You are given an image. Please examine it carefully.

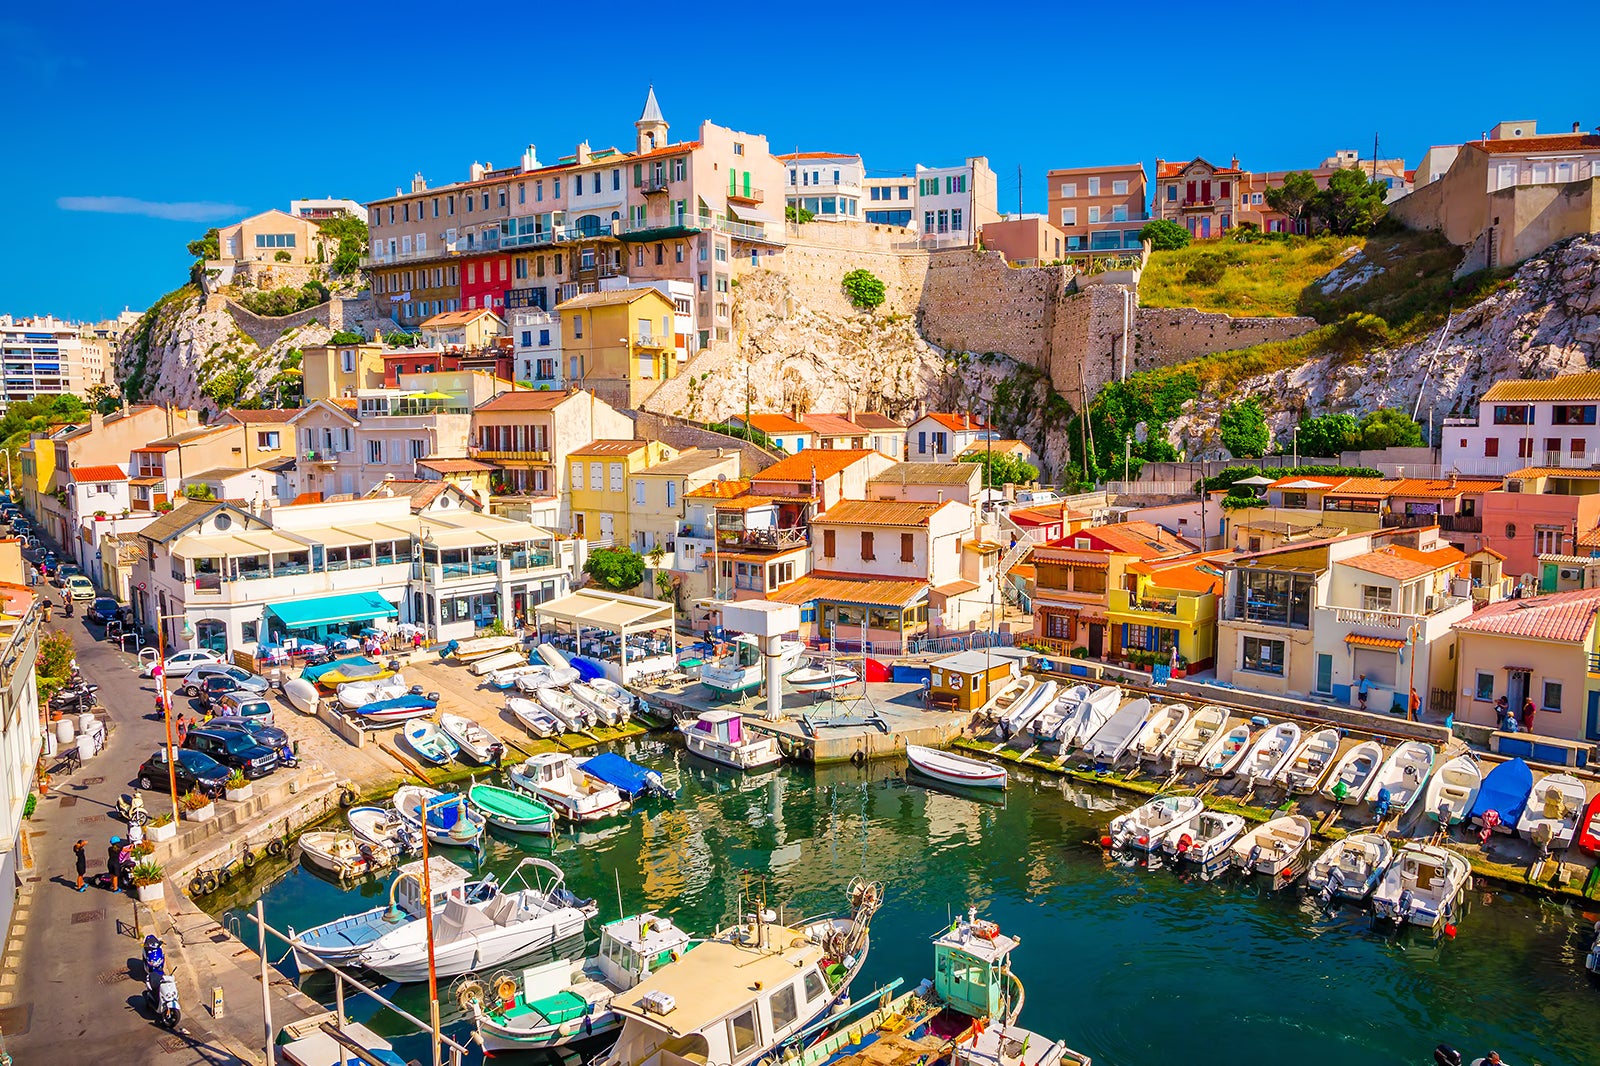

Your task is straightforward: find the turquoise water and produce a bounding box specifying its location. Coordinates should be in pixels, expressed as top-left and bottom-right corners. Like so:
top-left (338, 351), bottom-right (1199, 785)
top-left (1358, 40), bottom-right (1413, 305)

top-left (228, 738), bottom-right (1597, 1065)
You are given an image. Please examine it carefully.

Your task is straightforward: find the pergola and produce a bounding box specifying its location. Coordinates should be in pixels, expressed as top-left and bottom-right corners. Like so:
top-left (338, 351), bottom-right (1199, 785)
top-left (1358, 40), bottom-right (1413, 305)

top-left (533, 589), bottom-right (678, 682)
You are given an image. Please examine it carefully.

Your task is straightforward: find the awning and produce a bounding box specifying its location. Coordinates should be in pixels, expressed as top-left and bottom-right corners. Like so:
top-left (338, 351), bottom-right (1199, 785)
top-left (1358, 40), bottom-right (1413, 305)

top-left (727, 203), bottom-right (779, 225)
top-left (268, 591), bottom-right (398, 629)
top-left (1345, 633), bottom-right (1406, 650)
top-left (534, 589), bottom-right (675, 634)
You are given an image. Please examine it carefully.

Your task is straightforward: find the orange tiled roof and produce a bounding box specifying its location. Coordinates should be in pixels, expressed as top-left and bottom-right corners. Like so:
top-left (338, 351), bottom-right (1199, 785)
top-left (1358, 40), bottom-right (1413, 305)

top-left (752, 449), bottom-right (879, 483)
top-left (570, 439), bottom-right (647, 457)
top-left (685, 479), bottom-right (751, 499)
top-left (1079, 520), bottom-right (1194, 560)
top-left (68, 465), bottom-right (126, 482)
top-left (225, 407), bottom-right (301, 423)
top-left (743, 413), bottom-right (810, 435)
top-left (815, 499), bottom-right (952, 527)
top-left (1482, 371), bottom-right (1600, 402)
top-left (845, 412), bottom-right (903, 431)
top-left (418, 458), bottom-right (495, 473)
top-left (1346, 634), bottom-right (1407, 650)
top-left (476, 390), bottom-right (574, 412)
top-left (767, 571), bottom-right (927, 609)
top-left (1452, 587), bottom-right (1600, 643)
top-left (1390, 477), bottom-right (1503, 497)
top-left (714, 496), bottom-right (778, 511)
top-left (1340, 544), bottom-right (1466, 579)
top-left (957, 439), bottom-right (1029, 457)
top-left (1470, 133), bottom-right (1600, 155)
top-left (801, 413), bottom-right (869, 437)
top-left (1137, 557), bottom-right (1226, 595)
top-left (919, 412), bottom-right (989, 433)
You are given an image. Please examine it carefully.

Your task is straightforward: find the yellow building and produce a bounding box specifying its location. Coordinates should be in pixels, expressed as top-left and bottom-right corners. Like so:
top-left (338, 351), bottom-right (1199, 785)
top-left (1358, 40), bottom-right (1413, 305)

top-left (1106, 555), bottom-right (1225, 672)
top-left (301, 341), bottom-right (385, 401)
top-left (568, 439), bottom-right (676, 543)
top-left (559, 288), bottom-right (679, 411)
top-left (624, 448), bottom-right (741, 556)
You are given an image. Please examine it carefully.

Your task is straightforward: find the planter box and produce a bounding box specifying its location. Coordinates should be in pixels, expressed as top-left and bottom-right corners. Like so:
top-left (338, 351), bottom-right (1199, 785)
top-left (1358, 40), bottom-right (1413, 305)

top-left (148, 821), bottom-right (177, 842)
top-left (184, 802), bottom-right (216, 822)
top-left (135, 882), bottom-right (163, 904)
top-left (225, 785), bottom-right (253, 803)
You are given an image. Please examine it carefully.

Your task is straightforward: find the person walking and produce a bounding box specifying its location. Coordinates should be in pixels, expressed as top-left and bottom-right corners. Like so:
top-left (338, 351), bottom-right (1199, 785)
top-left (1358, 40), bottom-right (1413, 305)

top-left (1521, 696), bottom-right (1536, 734)
top-left (106, 838), bottom-right (122, 892)
top-left (1357, 674), bottom-right (1370, 711)
top-left (73, 839), bottom-right (88, 892)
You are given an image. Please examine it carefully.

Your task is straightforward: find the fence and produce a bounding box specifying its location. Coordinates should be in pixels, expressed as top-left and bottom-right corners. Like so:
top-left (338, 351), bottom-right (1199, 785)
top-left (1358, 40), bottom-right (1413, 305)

top-left (803, 630), bottom-right (1017, 659)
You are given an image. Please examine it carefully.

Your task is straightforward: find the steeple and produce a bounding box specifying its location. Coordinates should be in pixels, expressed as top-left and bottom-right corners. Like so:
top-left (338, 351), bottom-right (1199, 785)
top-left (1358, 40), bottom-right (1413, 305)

top-left (636, 85), bottom-right (668, 154)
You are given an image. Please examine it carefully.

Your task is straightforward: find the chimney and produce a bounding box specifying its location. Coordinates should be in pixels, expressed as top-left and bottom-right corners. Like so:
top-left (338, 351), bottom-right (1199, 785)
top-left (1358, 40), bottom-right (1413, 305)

top-left (1230, 156), bottom-right (1239, 171)
top-left (411, 172), bottom-right (427, 193)
top-left (1576, 121), bottom-right (1584, 134)
top-left (469, 162), bottom-right (485, 182)
top-left (522, 144), bottom-right (539, 171)
top-left (576, 141), bottom-right (591, 165)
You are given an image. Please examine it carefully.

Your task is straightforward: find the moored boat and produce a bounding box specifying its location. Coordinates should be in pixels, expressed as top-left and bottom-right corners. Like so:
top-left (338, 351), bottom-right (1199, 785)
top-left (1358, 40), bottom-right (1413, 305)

top-left (299, 831), bottom-right (393, 880)
top-left (336, 675), bottom-right (408, 709)
top-left (571, 681), bottom-right (628, 726)
top-left (354, 693), bottom-right (438, 726)
top-left (288, 856), bottom-right (480, 970)
top-left (1364, 740), bottom-right (1435, 818)
top-left (402, 718), bottom-right (459, 766)
top-left (446, 635), bottom-right (523, 663)
top-left (348, 805), bottom-right (422, 856)
top-left (1322, 740), bottom-right (1385, 803)
top-left (1107, 794), bottom-right (1203, 851)
top-left (439, 712), bottom-right (504, 765)
top-left (1161, 810), bottom-right (1246, 865)
top-left (1131, 702), bottom-right (1191, 761)
top-left (394, 785), bottom-right (485, 849)
top-left (578, 752), bottom-right (675, 800)
top-left (786, 663), bottom-right (862, 695)
top-left (510, 752), bottom-right (628, 821)
top-left (1517, 771), bottom-right (1587, 849)
top-left (698, 635), bottom-right (805, 699)
top-left (488, 663), bottom-right (553, 691)
top-left (1279, 727), bottom-right (1340, 792)
top-left (537, 687), bottom-right (594, 732)
top-left (1237, 721), bottom-right (1301, 784)
top-left (1371, 843), bottom-right (1470, 928)
top-left (995, 678), bottom-right (1057, 740)
top-left (1424, 753), bottom-right (1482, 825)
top-left (1200, 721), bottom-right (1252, 776)
top-left (905, 745), bottom-right (1007, 790)
top-left (1305, 832), bottom-right (1392, 900)
top-left (1230, 814), bottom-right (1313, 876)
top-left (1055, 684), bottom-right (1123, 748)
top-left (1082, 697), bottom-right (1152, 764)
top-left (1470, 757), bottom-right (1535, 834)
top-left (506, 696), bottom-right (562, 737)
top-left (679, 709), bottom-right (783, 771)
top-left (1578, 792), bottom-right (1600, 855)
top-left (1168, 705), bottom-right (1230, 767)
top-left (467, 782), bottom-right (557, 834)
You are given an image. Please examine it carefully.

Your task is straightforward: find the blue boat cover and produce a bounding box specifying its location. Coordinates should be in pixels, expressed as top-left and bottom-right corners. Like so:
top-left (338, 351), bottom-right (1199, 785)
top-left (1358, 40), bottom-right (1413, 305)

top-left (581, 753), bottom-right (657, 798)
top-left (1470, 757), bottom-right (1535, 825)
top-left (302, 656), bottom-right (381, 684)
top-left (358, 694), bottom-right (436, 716)
top-left (568, 656), bottom-right (605, 682)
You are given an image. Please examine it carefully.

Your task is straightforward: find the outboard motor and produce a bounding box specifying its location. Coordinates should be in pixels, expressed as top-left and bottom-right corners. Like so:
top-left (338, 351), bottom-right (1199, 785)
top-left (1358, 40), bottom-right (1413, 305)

top-left (1373, 786), bottom-right (1393, 820)
top-left (1433, 1045), bottom-right (1462, 1066)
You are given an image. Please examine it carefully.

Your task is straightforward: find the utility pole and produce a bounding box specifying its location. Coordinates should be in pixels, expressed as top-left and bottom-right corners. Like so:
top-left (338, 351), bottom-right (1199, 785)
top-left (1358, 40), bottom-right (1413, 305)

top-left (1372, 133), bottom-right (1380, 183)
top-left (1017, 164), bottom-right (1023, 217)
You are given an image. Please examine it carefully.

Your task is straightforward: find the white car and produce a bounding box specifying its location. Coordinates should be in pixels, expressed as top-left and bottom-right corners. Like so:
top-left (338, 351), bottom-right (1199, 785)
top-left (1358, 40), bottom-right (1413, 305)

top-left (140, 647), bottom-right (223, 679)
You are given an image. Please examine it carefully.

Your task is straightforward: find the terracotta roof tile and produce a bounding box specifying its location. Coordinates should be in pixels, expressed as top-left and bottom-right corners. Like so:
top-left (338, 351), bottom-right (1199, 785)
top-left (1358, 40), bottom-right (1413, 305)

top-left (1481, 371), bottom-right (1600, 402)
top-left (1340, 544), bottom-right (1465, 579)
top-left (767, 572), bottom-right (927, 609)
top-left (751, 449), bottom-right (879, 483)
top-left (225, 407), bottom-right (302, 423)
top-left (1452, 587), bottom-right (1600, 643)
top-left (815, 499), bottom-right (954, 527)
top-left (1324, 477), bottom-right (1402, 498)
top-left (1390, 477), bottom-right (1503, 497)
top-left (1469, 133), bottom-right (1600, 155)
top-left (867, 463), bottom-right (978, 487)
top-left (685, 479), bottom-right (751, 499)
top-left (1076, 520), bottom-right (1194, 559)
top-left (570, 439), bottom-right (648, 457)
top-left (476, 390), bottom-right (578, 412)
top-left (418, 458), bottom-right (495, 473)
top-left (68, 465), bottom-right (126, 482)
top-left (742, 413), bottom-right (810, 435)
top-left (801, 413), bottom-right (870, 437)
top-left (918, 412), bottom-right (990, 433)
top-left (1506, 466), bottom-right (1600, 479)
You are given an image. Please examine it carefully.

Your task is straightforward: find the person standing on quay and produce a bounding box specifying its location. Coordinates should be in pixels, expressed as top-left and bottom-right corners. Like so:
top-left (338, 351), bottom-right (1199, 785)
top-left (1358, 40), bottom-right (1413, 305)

top-left (105, 838), bottom-right (122, 892)
top-left (73, 839), bottom-right (87, 892)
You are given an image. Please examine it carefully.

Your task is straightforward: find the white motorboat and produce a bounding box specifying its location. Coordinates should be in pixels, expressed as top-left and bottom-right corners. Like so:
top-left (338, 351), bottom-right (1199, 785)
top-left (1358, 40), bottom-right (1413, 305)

top-left (517, 663), bottom-right (579, 691)
top-left (347, 805), bottom-right (422, 856)
top-left (1305, 832), bottom-right (1393, 900)
top-left (487, 664), bottom-right (554, 691)
top-left (1131, 702), bottom-right (1191, 761)
top-left (588, 678), bottom-right (635, 714)
top-left (1279, 728), bottom-right (1340, 792)
top-left (284, 678), bottom-right (320, 714)
top-left (506, 697), bottom-right (562, 737)
top-left (679, 709), bottom-right (783, 771)
top-left (537, 687), bottom-right (594, 732)
top-left (1200, 721), bottom-right (1253, 776)
top-left (337, 676), bottom-right (409, 710)
top-left (1371, 843), bottom-right (1470, 927)
top-left (786, 663), bottom-right (862, 695)
top-left (698, 635), bottom-right (805, 699)
top-left (1516, 772), bottom-right (1587, 849)
top-left (470, 650), bottom-right (529, 677)
top-left (439, 713), bottom-right (505, 765)
top-left (1161, 810), bottom-right (1246, 864)
top-left (1237, 721), bottom-right (1301, 785)
top-left (289, 856), bottom-right (482, 970)
top-left (472, 913), bottom-right (694, 1052)
top-left (1423, 754), bottom-right (1482, 825)
top-left (509, 752), bottom-right (628, 821)
top-left (571, 681), bottom-right (628, 726)
top-left (996, 678), bottom-right (1057, 739)
top-left (450, 635), bottom-right (523, 662)
top-left (1364, 741), bottom-right (1435, 817)
top-left (358, 857), bottom-right (597, 982)
top-left (402, 718), bottom-right (459, 766)
top-left (1230, 814), bottom-right (1313, 876)
top-left (1107, 795), bottom-right (1204, 851)
top-left (1048, 684), bottom-right (1122, 748)
top-left (1082, 697), bottom-right (1152, 763)
top-left (1168, 706), bottom-right (1230, 768)
top-left (1027, 683), bottom-right (1083, 743)
top-left (394, 785), bottom-right (485, 849)
top-left (1322, 740), bottom-right (1385, 803)
top-left (299, 831), bottom-right (393, 880)
top-left (905, 745), bottom-right (1007, 789)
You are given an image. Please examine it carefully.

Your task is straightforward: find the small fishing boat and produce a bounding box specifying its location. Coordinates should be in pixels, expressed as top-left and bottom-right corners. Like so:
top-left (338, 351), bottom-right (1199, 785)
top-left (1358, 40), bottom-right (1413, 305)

top-left (1278, 728), bottom-right (1340, 792)
top-left (299, 831), bottom-right (393, 879)
top-left (1131, 702), bottom-right (1191, 761)
top-left (571, 681), bottom-right (627, 726)
top-left (472, 913), bottom-right (694, 1052)
top-left (698, 635), bottom-right (806, 699)
top-left (487, 663), bottom-right (552, 691)
top-left (509, 752), bottom-right (627, 821)
top-left (358, 857), bottom-right (597, 982)
top-left (1305, 832), bottom-right (1393, 901)
top-left (1578, 792), bottom-right (1600, 855)
top-left (1162, 810), bottom-right (1246, 865)
top-left (446, 635), bottom-right (523, 663)
top-left (439, 713), bottom-right (504, 765)
top-left (304, 656), bottom-right (396, 690)
top-left (578, 752), bottom-right (675, 800)
top-left (1423, 754), bottom-right (1482, 824)
top-left (470, 650), bottom-right (529, 677)
top-left (1083, 697), bottom-right (1152, 764)
top-left (1371, 843), bottom-right (1470, 928)
top-left (355, 693), bottom-right (438, 726)
top-left (1053, 684), bottom-right (1123, 748)
top-left (394, 785), bottom-right (485, 849)
top-left (1230, 814), bottom-right (1313, 876)
top-left (1238, 721), bottom-right (1301, 784)
top-left (1322, 739), bottom-right (1385, 803)
top-left (467, 782), bottom-right (556, 834)
top-left (284, 678), bottom-right (320, 714)
top-left (786, 663), bottom-right (862, 695)
top-left (679, 709), bottom-right (783, 771)
top-left (1470, 757), bottom-right (1535, 834)
top-left (1169, 705), bottom-right (1230, 767)
top-left (348, 805), bottom-right (422, 856)
top-left (289, 856), bottom-right (481, 970)
top-left (337, 676), bottom-right (409, 710)
top-left (517, 665), bottom-right (579, 691)
top-left (1107, 795), bottom-right (1203, 851)
top-left (1516, 772), bottom-right (1587, 849)
top-left (1364, 741), bottom-right (1435, 818)
top-left (402, 718), bottom-right (459, 766)
top-left (1026, 684), bottom-right (1076, 743)
top-left (506, 697), bottom-right (562, 737)
top-left (1200, 721), bottom-right (1253, 776)
top-left (589, 677), bottom-right (634, 711)
top-left (996, 678), bottom-right (1057, 740)
top-left (905, 745), bottom-right (1008, 790)
top-left (537, 687), bottom-right (594, 732)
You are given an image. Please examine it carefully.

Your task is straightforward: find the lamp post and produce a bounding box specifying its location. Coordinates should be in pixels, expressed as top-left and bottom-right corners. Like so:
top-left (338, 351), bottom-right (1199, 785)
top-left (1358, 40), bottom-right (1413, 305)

top-left (1405, 621), bottom-right (1421, 722)
top-left (152, 610), bottom-right (194, 820)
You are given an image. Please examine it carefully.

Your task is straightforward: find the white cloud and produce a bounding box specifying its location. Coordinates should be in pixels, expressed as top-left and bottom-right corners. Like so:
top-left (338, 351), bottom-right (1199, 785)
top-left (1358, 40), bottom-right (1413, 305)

top-left (56, 196), bottom-right (247, 223)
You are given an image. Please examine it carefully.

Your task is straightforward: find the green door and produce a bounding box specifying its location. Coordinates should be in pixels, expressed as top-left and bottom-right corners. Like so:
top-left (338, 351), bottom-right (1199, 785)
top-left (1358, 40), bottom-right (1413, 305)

top-left (1315, 653), bottom-right (1333, 695)
top-left (1541, 561), bottom-right (1558, 592)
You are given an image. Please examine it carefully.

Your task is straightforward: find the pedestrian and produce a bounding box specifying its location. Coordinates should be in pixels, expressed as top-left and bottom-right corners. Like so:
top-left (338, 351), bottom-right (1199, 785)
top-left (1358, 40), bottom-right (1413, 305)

top-left (117, 843), bottom-right (134, 893)
top-left (1357, 673), bottom-right (1370, 711)
top-left (73, 839), bottom-right (87, 892)
top-left (1409, 686), bottom-right (1421, 720)
top-left (175, 713), bottom-right (188, 745)
top-left (106, 838), bottom-right (122, 892)
top-left (63, 593), bottom-right (74, 618)
top-left (1521, 696), bottom-right (1536, 733)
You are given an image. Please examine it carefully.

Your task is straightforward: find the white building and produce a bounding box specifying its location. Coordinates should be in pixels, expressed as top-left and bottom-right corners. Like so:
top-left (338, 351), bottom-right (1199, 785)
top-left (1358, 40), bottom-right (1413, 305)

top-left (1442, 371), bottom-right (1600, 477)
top-left (0, 585), bottom-right (41, 939)
top-left (0, 315), bottom-right (90, 405)
top-left (509, 306), bottom-right (563, 386)
top-left (289, 197), bottom-right (366, 220)
top-left (913, 157), bottom-right (999, 248)
top-left (905, 412), bottom-right (998, 462)
top-left (780, 153), bottom-right (864, 222)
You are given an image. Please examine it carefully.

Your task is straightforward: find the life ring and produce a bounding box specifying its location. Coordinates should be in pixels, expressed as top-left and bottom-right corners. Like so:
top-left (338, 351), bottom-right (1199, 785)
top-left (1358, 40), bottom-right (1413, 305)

top-left (267, 838), bottom-right (286, 857)
top-left (339, 787), bottom-right (359, 808)
top-left (242, 849), bottom-right (257, 869)
top-left (670, 949), bottom-right (681, 962)
top-left (851, 750), bottom-right (866, 766)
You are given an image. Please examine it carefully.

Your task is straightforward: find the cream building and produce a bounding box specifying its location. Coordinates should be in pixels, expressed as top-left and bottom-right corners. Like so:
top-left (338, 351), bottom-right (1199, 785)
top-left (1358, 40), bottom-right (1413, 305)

top-left (625, 448), bottom-right (741, 558)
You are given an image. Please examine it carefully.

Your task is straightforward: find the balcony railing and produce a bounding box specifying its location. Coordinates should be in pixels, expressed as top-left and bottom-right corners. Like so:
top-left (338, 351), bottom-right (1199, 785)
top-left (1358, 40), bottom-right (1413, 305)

top-left (305, 450), bottom-right (339, 464)
top-left (1332, 606), bottom-right (1410, 629)
top-left (1131, 598), bottom-right (1179, 615)
top-left (717, 526), bottom-right (808, 550)
top-left (727, 186), bottom-right (765, 204)
top-left (1180, 198), bottom-right (1217, 208)
top-left (634, 332), bottom-right (670, 349)
top-left (1381, 512), bottom-right (1483, 533)
top-left (641, 176), bottom-right (671, 194)
top-left (476, 448), bottom-right (551, 463)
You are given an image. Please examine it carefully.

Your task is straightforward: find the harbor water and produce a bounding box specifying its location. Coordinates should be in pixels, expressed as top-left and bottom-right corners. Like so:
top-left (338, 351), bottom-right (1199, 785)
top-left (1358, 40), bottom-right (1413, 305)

top-left (227, 736), bottom-right (1597, 1065)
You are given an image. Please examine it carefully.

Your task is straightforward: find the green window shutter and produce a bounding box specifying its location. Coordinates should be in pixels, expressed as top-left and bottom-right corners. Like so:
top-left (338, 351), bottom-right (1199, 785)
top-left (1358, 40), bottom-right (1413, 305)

top-left (633, 164), bottom-right (642, 186)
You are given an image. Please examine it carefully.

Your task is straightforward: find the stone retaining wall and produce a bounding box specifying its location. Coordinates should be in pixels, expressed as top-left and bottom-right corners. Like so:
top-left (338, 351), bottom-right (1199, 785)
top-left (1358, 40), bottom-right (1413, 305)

top-left (631, 410), bottom-right (783, 476)
top-left (1135, 306), bottom-right (1318, 368)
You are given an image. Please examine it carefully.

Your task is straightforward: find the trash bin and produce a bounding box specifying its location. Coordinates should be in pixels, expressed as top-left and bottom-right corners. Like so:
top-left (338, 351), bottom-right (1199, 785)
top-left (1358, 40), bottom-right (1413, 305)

top-left (55, 718), bottom-right (75, 745)
top-left (77, 712), bottom-right (96, 735)
top-left (76, 734), bottom-right (95, 761)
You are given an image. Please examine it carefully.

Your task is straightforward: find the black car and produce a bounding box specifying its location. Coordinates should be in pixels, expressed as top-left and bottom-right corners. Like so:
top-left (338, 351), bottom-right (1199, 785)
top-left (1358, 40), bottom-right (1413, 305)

top-left (137, 747), bottom-right (230, 798)
top-left (87, 597), bottom-right (122, 624)
top-left (197, 674), bottom-right (241, 709)
top-left (182, 726), bottom-right (279, 779)
top-left (204, 715), bottom-right (288, 752)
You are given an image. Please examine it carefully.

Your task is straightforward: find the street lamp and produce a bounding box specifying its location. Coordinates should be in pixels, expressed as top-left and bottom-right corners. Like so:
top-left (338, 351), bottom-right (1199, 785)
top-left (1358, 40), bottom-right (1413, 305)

top-left (151, 610), bottom-right (194, 821)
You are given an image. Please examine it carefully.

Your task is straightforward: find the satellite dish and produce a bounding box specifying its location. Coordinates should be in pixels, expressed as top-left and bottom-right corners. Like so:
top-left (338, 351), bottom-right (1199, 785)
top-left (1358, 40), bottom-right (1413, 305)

top-left (716, 474), bottom-right (728, 482)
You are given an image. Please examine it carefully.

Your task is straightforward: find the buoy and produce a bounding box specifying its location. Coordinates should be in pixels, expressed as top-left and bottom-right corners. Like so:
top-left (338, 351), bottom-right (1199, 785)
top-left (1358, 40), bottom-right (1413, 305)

top-left (1100, 835), bottom-right (1113, 848)
top-left (1444, 923), bottom-right (1457, 938)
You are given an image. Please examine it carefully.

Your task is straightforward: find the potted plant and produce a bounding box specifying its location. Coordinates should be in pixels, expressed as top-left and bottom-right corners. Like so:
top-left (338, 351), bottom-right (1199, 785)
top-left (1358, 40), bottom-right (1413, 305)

top-left (224, 769), bottom-right (252, 803)
top-left (147, 811), bottom-right (177, 842)
top-left (130, 860), bottom-right (165, 904)
top-left (94, 510), bottom-right (107, 521)
top-left (182, 790), bottom-right (215, 822)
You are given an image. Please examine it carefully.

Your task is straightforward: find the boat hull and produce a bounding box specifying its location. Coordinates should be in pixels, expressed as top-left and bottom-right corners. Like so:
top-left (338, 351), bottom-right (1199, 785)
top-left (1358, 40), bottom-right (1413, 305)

top-left (478, 1009), bottom-right (624, 1053)
top-left (905, 745), bottom-right (1007, 789)
top-left (361, 908), bottom-right (588, 983)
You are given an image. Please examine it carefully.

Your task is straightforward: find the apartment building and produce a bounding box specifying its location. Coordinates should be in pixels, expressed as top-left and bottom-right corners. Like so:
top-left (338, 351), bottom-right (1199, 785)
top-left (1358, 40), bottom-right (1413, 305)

top-left (1044, 163), bottom-right (1149, 254)
top-left (289, 197), bottom-right (365, 220)
top-left (0, 583), bottom-right (40, 938)
top-left (510, 306), bottom-right (563, 387)
top-left (625, 448), bottom-right (741, 557)
top-left (470, 388), bottom-right (634, 515)
top-left (0, 316), bottom-right (85, 406)
top-left (906, 412), bottom-right (996, 462)
top-left (915, 158), bottom-right (1000, 248)
top-left (567, 439), bottom-right (676, 543)
top-left (1152, 157), bottom-right (1245, 239)
top-left (675, 478), bottom-right (809, 601)
top-left (559, 287), bottom-right (679, 410)
top-left (418, 309), bottom-right (506, 351)
top-left (1442, 371), bottom-right (1600, 477)
top-left (863, 176), bottom-right (915, 227)
top-left (302, 341), bottom-right (386, 400)
top-left (779, 152), bottom-right (864, 222)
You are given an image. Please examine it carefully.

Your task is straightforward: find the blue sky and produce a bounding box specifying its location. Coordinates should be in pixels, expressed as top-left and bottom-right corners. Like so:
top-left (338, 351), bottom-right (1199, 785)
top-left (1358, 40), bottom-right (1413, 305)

top-left (5, 1), bottom-right (1596, 321)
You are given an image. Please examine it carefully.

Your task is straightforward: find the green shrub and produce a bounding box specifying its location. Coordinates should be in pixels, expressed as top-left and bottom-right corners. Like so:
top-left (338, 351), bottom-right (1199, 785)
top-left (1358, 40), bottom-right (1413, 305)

top-left (329, 330), bottom-right (366, 345)
top-left (1183, 255), bottom-right (1229, 286)
top-left (585, 548), bottom-right (645, 592)
top-left (273, 250), bottom-right (292, 263)
top-left (238, 282), bottom-right (328, 318)
top-left (842, 269), bottom-right (886, 310)
top-left (1139, 219), bottom-right (1190, 251)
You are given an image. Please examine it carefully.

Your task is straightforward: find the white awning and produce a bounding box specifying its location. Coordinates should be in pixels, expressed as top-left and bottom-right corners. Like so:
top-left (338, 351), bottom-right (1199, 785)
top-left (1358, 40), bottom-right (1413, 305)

top-left (534, 589), bottom-right (675, 634)
top-left (727, 203), bottom-right (780, 225)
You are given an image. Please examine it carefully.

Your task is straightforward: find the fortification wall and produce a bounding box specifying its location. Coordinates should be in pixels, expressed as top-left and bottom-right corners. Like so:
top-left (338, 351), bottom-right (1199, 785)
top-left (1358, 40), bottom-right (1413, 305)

top-left (1135, 306), bottom-right (1317, 368)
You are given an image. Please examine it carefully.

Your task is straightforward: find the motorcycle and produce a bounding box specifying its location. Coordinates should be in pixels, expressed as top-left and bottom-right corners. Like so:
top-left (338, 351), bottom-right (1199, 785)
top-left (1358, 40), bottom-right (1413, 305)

top-left (117, 791), bottom-right (149, 826)
top-left (142, 935), bottom-right (181, 1028)
top-left (49, 685), bottom-right (98, 712)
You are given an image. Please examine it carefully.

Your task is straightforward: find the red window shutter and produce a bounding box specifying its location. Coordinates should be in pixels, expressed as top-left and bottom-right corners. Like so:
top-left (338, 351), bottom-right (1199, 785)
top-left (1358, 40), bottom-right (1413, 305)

top-left (1220, 181), bottom-right (1231, 198)
top-left (1485, 438), bottom-right (1499, 457)
top-left (1186, 181), bottom-right (1196, 203)
top-left (1201, 180), bottom-right (1212, 202)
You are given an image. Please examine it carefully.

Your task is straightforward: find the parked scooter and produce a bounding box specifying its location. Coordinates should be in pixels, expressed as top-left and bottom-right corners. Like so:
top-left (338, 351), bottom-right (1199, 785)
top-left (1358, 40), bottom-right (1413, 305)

top-left (117, 791), bottom-right (149, 826)
top-left (49, 684), bottom-right (98, 712)
top-left (141, 935), bottom-right (181, 1028)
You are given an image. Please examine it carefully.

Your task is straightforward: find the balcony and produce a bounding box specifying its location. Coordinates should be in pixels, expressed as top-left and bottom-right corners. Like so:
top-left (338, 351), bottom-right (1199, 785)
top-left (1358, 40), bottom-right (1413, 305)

top-left (476, 449), bottom-right (552, 463)
top-left (1180, 198), bottom-right (1217, 209)
top-left (1332, 606), bottom-right (1410, 629)
top-left (726, 186), bottom-right (765, 205)
top-left (1381, 512), bottom-right (1483, 533)
top-left (641, 176), bottom-right (670, 195)
top-left (634, 332), bottom-right (671, 349)
top-left (305, 450), bottom-right (339, 466)
top-left (716, 526), bottom-right (808, 550)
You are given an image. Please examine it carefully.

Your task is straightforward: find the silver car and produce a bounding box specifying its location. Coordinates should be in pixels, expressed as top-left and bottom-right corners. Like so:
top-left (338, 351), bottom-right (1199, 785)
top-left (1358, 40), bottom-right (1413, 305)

top-left (177, 662), bottom-right (270, 698)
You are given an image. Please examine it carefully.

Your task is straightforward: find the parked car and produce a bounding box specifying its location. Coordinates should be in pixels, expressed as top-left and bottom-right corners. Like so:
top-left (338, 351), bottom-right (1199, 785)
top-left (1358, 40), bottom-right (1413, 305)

top-left (65, 575), bottom-right (95, 600)
top-left (213, 692), bottom-right (276, 726)
top-left (141, 648), bottom-right (223, 679)
top-left (86, 597), bottom-right (123, 624)
top-left (178, 663), bottom-right (268, 698)
top-left (137, 747), bottom-right (230, 798)
top-left (204, 715), bottom-right (288, 752)
top-left (197, 674), bottom-right (241, 710)
top-left (50, 563), bottom-right (83, 588)
top-left (182, 727), bottom-right (279, 779)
